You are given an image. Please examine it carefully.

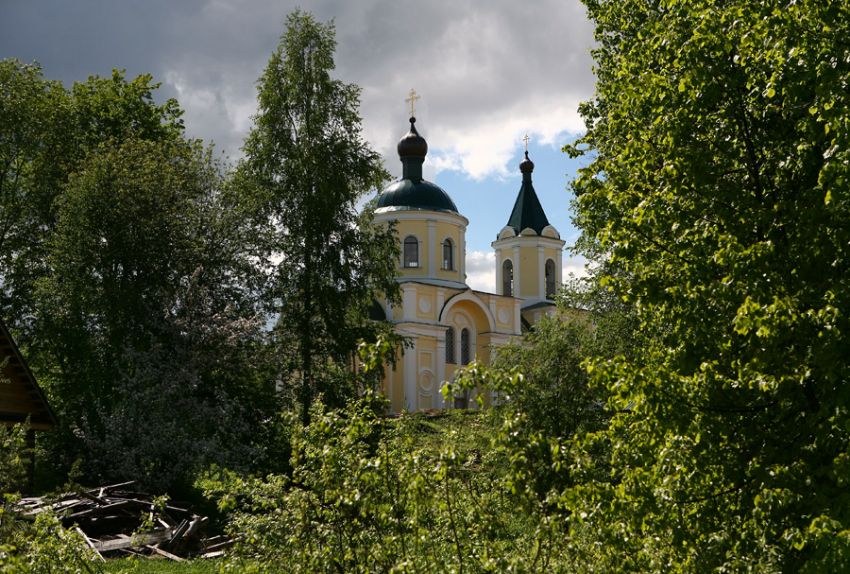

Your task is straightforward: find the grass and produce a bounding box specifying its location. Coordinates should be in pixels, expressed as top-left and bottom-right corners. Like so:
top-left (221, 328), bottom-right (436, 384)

top-left (393, 409), bottom-right (496, 451)
top-left (101, 557), bottom-right (223, 573)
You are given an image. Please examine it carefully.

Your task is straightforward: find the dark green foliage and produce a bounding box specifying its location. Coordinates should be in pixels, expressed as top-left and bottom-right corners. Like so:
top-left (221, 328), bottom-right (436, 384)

top-left (565, 0), bottom-right (850, 570)
top-left (0, 424), bottom-right (29, 496)
top-left (0, 59), bottom-right (274, 491)
top-left (467, 312), bottom-right (615, 507)
top-left (0, 424), bottom-right (102, 573)
top-left (33, 137), bottom-right (271, 490)
top-left (0, 61), bottom-right (72, 333)
top-left (69, 70), bottom-right (184, 151)
top-left (0, 63), bottom-right (185, 339)
top-left (202, 400), bottom-right (576, 573)
top-left (236, 11), bottom-right (400, 422)
top-left (492, 316), bottom-right (602, 440)
top-left (198, 338), bottom-right (615, 573)
top-left (0, 508), bottom-right (102, 573)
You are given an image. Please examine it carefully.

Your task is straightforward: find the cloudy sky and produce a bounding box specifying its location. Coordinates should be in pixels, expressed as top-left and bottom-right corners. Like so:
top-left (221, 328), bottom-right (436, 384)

top-left (1, 0), bottom-right (597, 291)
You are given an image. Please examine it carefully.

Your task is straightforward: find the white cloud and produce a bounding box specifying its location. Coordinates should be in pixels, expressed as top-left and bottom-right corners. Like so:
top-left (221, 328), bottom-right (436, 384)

top-left (2, 0), bottom-right (596, 176)
top-left (346, 1), bottom-right (596, 180)
top-left (563, 253), bottom-right (590, 280)
top-left (465, 250), bottom-right (496, 292)
top-left (425, 98), bottom-right (585, 181)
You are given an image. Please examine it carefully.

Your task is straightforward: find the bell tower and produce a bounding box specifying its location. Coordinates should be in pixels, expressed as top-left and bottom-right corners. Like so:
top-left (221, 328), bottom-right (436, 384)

top-left (492, 149), bottom-right (565, 309)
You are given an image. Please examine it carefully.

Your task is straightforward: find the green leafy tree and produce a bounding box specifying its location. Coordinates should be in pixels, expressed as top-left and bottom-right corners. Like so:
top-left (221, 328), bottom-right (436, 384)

top-left (69, 69), bottom-right (184, 151)
top-left (492, 316), bottom-right (602, 440)
top-left (0, 62), bottom-right (184, 340)
top-left (0, 61), bottom-right (71, 333)
top-left (35, 137), bottom-right (270, 489)
top-left (0, 424), bottom-right (101, 573)
top-left (566, 0), bottom-right (850, 570)
top-left (236, 10), bottom-right (399, 423)
top-left (0, 424), bottom-right (30, 495)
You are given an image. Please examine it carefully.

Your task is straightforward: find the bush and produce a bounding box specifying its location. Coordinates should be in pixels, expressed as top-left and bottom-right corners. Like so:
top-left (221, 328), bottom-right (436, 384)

top-left (201, 394), bottom-right (579, 573)
top-left (0, 424), bottom-right (102, 573)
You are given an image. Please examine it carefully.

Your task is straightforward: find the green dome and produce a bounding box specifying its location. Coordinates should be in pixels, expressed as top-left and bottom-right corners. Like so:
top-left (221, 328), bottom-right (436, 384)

top-left (376, 179), bottom-right (458, 213)
top-left (375, 116), bottom-right (458, 214)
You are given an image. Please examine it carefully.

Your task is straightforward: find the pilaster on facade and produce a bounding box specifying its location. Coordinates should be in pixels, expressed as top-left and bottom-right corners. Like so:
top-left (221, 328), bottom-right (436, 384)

top-left (403, 336), bottom-right (417, 411)
top-left (401, 283), bottom-right (417, 320)
top-left (427, 219), bottom-right (436, 276)
top-left (459, 225), bottom-right (467, 280)
top-left (537, 245), bottom-right (546, 299)
top-left (495, 249), bottom-right (502, 294)
top-left (556, 253), bottom-right (563, 285)
top-left (435, 335), bottom-right (446, 409)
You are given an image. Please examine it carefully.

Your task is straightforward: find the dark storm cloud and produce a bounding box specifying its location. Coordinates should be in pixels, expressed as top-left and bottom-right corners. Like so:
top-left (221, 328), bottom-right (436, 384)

top-left (1, 0), bottom-right (595, 175)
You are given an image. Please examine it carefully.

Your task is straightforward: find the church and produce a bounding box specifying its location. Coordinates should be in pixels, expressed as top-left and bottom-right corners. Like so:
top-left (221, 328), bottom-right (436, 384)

top-left (372, 106), bottom-right (565, 413)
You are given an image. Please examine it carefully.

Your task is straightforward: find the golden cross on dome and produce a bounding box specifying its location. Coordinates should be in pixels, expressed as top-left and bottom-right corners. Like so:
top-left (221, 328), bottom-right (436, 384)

top-left (522, 133), bottom-right (530, 152)
top-left (405, 88), bottom-right (420, 117)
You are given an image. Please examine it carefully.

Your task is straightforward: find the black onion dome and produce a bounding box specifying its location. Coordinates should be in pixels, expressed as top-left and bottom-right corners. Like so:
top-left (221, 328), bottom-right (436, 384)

top-left (375, 116), bottom-right (459, 214)
top-left (397, 117), bottom-right (428, 158)
top-left (519, 150), bottom-right (534, 173)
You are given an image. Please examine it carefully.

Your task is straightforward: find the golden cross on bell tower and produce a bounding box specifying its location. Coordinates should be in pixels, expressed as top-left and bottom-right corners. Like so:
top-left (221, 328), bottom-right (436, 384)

top-left (522, 133), bottom-right (530, 152)
top-left (405, 88), bottom-right (421, 118)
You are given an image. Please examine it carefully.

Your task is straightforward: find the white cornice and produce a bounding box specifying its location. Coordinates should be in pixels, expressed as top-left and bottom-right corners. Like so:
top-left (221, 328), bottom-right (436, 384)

top-left (492, 235), bottom-right (566, 249)
top-left (375, 209), bottom-right (469, 228)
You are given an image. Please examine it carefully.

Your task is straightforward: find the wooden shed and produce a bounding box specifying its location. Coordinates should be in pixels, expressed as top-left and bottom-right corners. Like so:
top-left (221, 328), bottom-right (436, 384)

top-left (0, 319), bottom-right (56, 430)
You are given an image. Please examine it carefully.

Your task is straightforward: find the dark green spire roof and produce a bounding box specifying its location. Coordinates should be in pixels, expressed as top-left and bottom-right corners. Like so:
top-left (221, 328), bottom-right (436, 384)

top-left (506, 151), bottom-right (550, 235)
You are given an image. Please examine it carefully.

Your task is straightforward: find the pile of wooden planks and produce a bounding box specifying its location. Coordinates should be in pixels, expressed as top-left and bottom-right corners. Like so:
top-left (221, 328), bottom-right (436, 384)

top-left (15, 481), bottom-right (232, 561)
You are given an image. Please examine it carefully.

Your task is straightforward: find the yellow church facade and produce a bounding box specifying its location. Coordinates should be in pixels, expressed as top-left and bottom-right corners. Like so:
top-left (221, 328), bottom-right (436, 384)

top-left (373, 114), bottom-right (564, 412)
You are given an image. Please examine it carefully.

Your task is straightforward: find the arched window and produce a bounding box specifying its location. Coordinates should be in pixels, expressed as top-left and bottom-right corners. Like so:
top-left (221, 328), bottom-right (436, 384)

top-left (460, 328), bottom-right (471, 365)
top-left (545, 259), bottom-right (556, 298)
top-left (403, 236), bottom-right (419, 268)
top-left (442, 238), bottom-right (454, 270)
top-left (445, 327), bottom-right (456, 364)
top-left (502, 259), bottom-right (514, 296)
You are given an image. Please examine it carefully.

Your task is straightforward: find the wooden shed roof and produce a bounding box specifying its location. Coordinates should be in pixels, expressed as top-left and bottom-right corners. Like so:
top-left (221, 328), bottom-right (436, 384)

top-left (0, 320), bottom-right (57, 430)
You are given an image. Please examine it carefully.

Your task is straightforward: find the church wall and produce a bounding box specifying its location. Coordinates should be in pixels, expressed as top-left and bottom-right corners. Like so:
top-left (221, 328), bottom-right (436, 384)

top-left (416, 336), bottom-right (438, 410)
top-left (474, 291), bottom-right (519, 334)
top-left (445, 362), bottom-right (459, 384)
top-left (415, 285), bottom-right (438, 321)
top-left (492, 236), bottom-right (566, 301)
top-left (495, 300), bottom-right (515, 331)
top-left (519, 244), bottom-right (540, 297)
top-left (381, 291), bottom-right (524, 413)
top-left (545, 246), bottom-right (561, 283)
